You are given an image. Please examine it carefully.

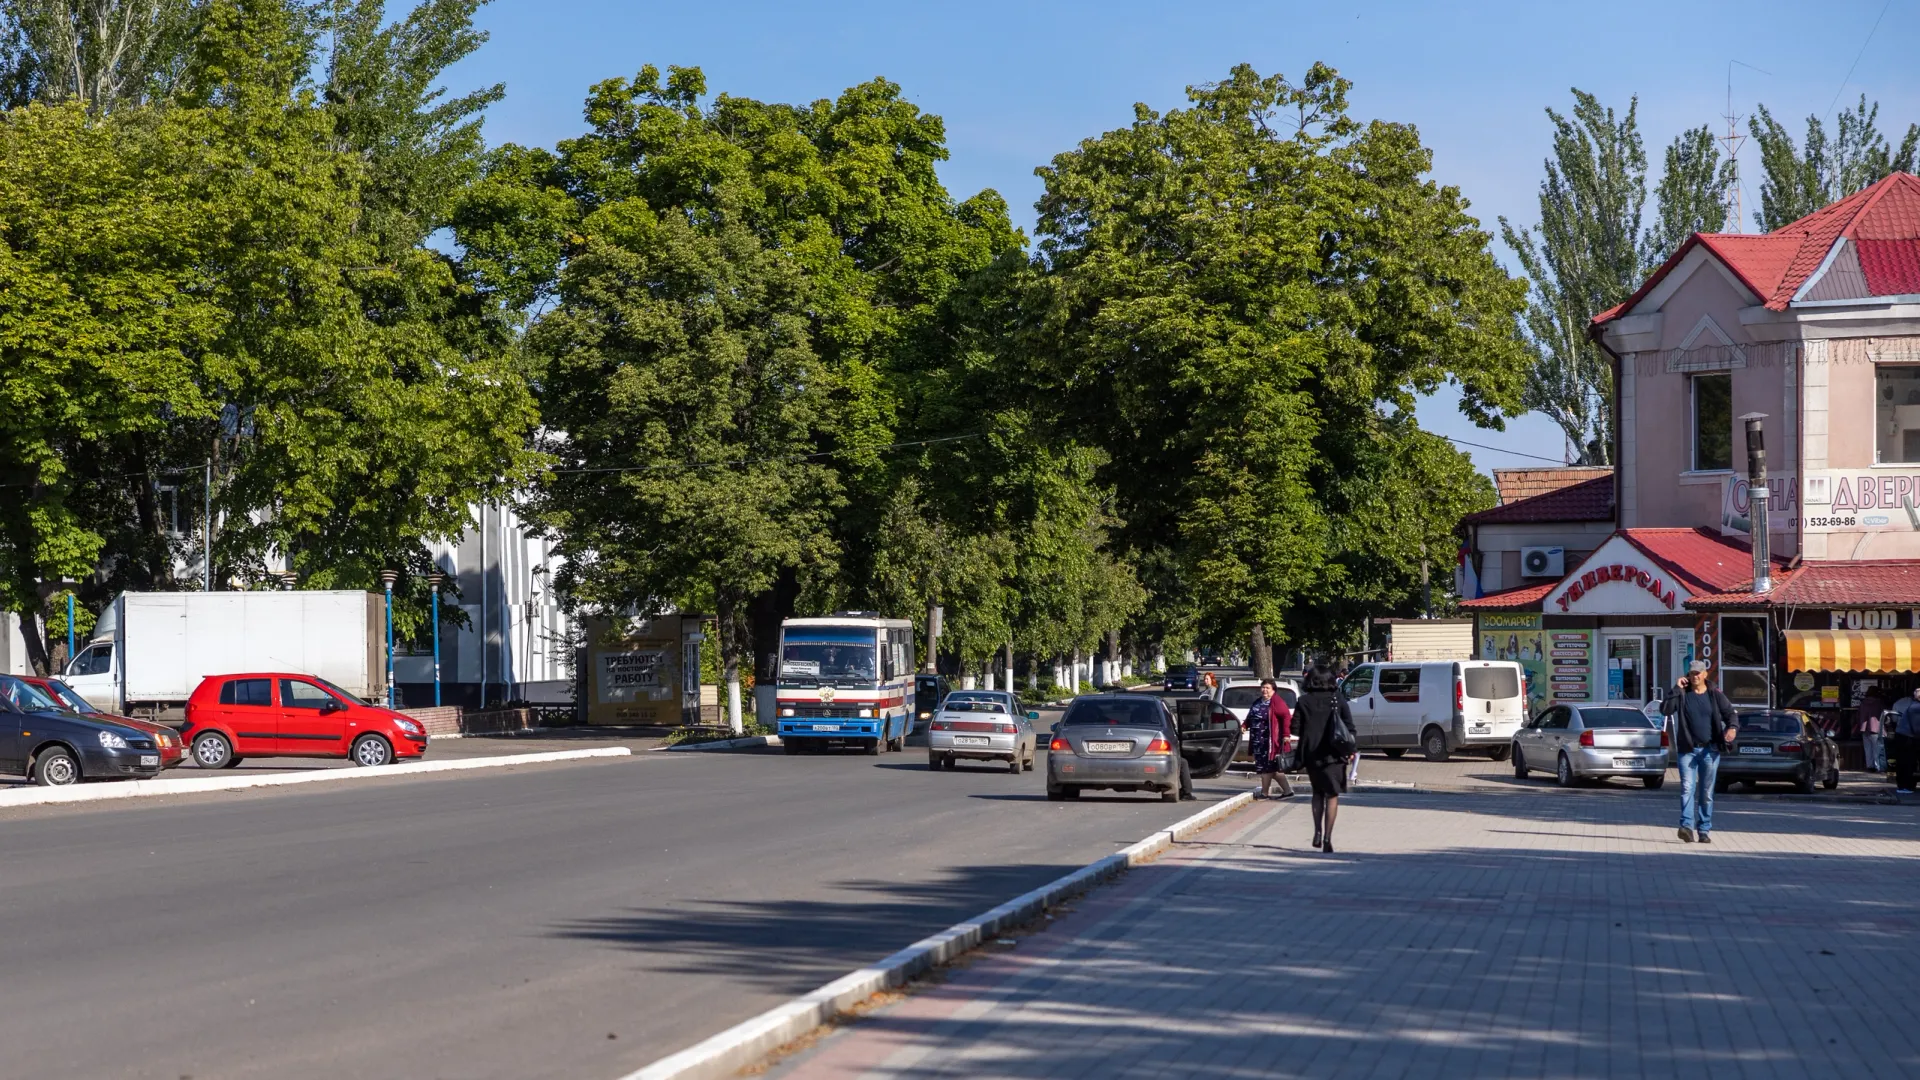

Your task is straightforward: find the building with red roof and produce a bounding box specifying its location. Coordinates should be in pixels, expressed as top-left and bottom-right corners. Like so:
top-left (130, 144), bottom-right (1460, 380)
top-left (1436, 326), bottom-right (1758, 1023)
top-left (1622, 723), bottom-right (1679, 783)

top-left (1452, 175), bottom-right (1920, 729)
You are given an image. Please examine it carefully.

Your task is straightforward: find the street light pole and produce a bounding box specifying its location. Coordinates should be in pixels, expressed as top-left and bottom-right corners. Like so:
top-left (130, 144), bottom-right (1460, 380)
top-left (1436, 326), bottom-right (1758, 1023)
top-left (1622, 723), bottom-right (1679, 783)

top-left (66, 590), bottom-right (75, 668)
top-left (428, 571), bottom-right (444, 708)
top-left (379, 570), bottom-right (398, 708)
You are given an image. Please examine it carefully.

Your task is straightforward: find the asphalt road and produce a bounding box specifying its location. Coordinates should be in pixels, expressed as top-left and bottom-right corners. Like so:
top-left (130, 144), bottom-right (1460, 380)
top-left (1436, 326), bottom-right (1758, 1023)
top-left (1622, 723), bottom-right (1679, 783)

top-left (0, 730), bottom-right (1243, 1080)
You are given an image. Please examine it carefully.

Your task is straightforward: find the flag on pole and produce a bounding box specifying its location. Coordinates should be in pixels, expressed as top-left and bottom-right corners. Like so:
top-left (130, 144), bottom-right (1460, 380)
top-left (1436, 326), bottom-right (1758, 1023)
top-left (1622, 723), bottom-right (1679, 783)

top-left (1455, 543), bottom-right (1481, 600)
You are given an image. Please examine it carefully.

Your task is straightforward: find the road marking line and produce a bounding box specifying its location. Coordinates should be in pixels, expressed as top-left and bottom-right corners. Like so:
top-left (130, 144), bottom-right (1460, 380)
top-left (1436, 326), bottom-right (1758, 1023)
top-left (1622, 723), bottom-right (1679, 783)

top-left (620, 790), bottom-right (1258, 1080)
top-left (0, 748), bottom-right (633, 810)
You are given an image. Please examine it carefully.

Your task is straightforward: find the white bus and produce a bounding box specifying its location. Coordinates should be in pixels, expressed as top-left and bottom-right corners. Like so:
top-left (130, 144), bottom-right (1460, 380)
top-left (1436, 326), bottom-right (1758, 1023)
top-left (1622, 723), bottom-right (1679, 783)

top-left (774, 612), bottom-right (915, 755)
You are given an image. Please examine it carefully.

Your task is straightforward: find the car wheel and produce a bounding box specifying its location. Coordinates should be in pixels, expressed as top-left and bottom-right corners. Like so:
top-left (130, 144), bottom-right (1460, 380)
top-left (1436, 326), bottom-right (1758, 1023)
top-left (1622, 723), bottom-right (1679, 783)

top-left (1422, 727), bottom-right (1450, 763)
top-left (1023, 752), bottom-right (1035, 772)
top-left (31, 746), bottom-right (80, 787)
top-left (865, 738), bottom-right (881, 756)
top-left (1556, 753), bottom-right (1575, 788)
top-left (1824, 767), bottom-right (1839, 790)
top-left (350, 733), bottom-right (393, 767)
top-left (1642, 775), bottom-right (1665, 790)
top-left (1046, 782), bottom-right (1073, 801)
top-left (1008, 756), bottom-right (1021, 774)
top-left (1383, 748), bottom-right (1406, 759)
top-left (192, 731), bottom-right (233, 770)
top-left (1512, 745), bottom-right (1529, 780)
top-left (1487, 745), bottom-right (1511, 762)
top-left (1161, 787), bottom-right (1179, 802)
top-left (942, 754), bottom-right (957, 770)
top-left (927, 751), bottom-right (940, 771)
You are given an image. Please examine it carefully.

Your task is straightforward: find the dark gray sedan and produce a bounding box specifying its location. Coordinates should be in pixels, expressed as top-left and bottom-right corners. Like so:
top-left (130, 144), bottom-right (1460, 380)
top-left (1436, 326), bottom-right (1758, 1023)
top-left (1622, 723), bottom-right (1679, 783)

top-left (1716, 709), bottom-right (1841, 794)
top-left (1046, 693), bottom-right (1186, 802)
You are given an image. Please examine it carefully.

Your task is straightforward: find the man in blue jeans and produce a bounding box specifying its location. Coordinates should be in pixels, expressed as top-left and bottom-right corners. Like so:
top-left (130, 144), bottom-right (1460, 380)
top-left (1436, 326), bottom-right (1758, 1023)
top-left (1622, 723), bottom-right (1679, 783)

top-left (1662, 661), bottom-right (1739, 843)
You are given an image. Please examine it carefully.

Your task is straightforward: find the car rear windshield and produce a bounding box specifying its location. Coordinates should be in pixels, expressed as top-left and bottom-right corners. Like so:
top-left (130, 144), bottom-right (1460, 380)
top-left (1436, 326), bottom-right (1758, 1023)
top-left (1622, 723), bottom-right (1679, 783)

top-left (1578, 708), bottom-right (1654, 729)
top-left (1463, 667), bottom-right (1520, 700)
top-left (1739, 712), bottom-right (1805, 734)
top-left (1060, 698), bottom-right (1164, 728)
top-left (944, 695), bottom-right (1008, 713)
top-left (1221, 686), bottom-right (1263, 708)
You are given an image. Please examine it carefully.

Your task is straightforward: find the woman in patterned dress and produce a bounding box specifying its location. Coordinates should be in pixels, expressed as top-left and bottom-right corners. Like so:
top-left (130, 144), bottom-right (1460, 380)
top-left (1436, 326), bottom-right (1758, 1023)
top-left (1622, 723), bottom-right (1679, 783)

top-left (1245, 679), bottom-right (1294, 799)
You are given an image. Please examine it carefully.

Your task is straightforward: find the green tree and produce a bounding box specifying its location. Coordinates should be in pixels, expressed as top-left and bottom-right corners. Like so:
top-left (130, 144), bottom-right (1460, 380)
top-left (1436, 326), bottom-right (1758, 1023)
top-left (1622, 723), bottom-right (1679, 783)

top-left (0, 0), bottom-right (200, 111)
top-left (1749, 97), bottom-right (1919, 231)
top-left (1029, 63), bottom-right (1525, 657)
top-left (1500, 90), bottom-right (1645, 466)
top-left (1644, 124), bottom-right (1730, 265)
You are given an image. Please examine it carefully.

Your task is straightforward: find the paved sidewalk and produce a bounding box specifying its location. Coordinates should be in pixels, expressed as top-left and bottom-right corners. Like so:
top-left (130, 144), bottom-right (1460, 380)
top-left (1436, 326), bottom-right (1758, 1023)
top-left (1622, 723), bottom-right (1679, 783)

top-left (769, 785), bottom-right (1920, 1079)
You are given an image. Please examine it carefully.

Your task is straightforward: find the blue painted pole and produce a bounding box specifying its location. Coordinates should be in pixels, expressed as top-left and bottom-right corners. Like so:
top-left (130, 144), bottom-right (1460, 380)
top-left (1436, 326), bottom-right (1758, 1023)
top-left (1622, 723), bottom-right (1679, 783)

top-left (431, 585), bottom-right (441, 707)
top-left (384, 583), bottom-right (395, 707)
top-left (65, 591), bottom-right (74, 669)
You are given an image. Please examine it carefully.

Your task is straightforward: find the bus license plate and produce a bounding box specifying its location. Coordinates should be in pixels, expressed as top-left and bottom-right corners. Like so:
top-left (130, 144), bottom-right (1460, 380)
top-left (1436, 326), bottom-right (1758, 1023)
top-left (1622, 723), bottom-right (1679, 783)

top-left (953, 736), bottom-right (990, 746)
top-left (1087, 741), bottom-right (1132, 753)
top-left (812, 724), bottom-right (841, 732)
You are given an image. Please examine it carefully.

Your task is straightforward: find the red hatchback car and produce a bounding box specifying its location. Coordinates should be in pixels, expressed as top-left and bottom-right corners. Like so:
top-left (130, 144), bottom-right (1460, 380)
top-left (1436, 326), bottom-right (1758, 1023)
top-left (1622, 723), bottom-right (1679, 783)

top-left (182, 673), bottom-right (428, 769)
top-left (21, 676), bottom-right (187, 768)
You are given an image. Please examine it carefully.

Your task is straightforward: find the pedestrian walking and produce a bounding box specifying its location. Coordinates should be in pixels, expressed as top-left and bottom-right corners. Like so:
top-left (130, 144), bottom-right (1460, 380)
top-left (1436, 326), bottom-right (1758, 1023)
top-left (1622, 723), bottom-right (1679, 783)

top-left (1202, 669), bottom-right (1218, 694)
top-left (1890, 687), bottom-right (1920, 794)
top-left (1292, 663), bottom-right (1355, 853)
top-left (1662, 661), bottom-right (1738, 844)
top-left (1857, 689), bottom-right (1887, 774)
top-left (1244, 680), bottom-right (1294, 799)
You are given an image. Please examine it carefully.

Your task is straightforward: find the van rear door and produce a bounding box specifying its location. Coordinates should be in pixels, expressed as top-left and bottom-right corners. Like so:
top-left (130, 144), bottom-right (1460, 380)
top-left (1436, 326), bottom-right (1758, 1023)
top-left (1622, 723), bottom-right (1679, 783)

top-left (1460, 662), bottom-right (1526, 736)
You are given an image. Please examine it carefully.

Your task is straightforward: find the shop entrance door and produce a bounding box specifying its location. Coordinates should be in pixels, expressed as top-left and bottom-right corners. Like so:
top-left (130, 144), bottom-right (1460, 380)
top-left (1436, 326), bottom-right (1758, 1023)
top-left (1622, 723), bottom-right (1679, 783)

top-left (1605, 637), bottom-right (1644, 703)
top-left (1650, 636), bottom-right (1673, 705)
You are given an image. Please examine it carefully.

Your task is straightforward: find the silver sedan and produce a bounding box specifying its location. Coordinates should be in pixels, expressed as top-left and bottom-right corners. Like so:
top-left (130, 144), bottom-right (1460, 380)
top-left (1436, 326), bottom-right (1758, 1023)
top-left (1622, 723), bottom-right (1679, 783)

top-left (1045, 693), bottom-right (1185, 802)
top-left (927, 690), bottom-right (1036, 773)
top-left (1511, 703), bottom-right (1668, 788)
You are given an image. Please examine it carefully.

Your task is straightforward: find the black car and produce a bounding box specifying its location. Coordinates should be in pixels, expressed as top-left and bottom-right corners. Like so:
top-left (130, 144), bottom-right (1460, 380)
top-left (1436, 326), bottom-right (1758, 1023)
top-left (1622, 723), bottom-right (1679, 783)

top-left (0, 674), bottom-right (164, 786)
top-left (1172, 697), bottom-right (1241, 779)
top-left (1163, 664), bottom-right (1199, 693)
top-left (1716, 708), bottom-right (1840, 794)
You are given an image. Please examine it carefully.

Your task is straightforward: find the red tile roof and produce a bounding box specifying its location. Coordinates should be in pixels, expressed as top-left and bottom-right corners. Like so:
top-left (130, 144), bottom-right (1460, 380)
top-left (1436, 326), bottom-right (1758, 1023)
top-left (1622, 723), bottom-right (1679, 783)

top-left (1856, 239), bottom-right (1920, 297)
top-left (1619, 528), bottom-right (1787, 596)
top-left (1491, 466), bottom-right (1611, 504)
top-left (1769, 561), bottom-right (1920, 607)
top-left (1459, 582), bottom-right (1555, 610)
top-left (1464, 474), bottom-right (1614, 525)
top-left (1594, 172), bottom-right (1920, 327)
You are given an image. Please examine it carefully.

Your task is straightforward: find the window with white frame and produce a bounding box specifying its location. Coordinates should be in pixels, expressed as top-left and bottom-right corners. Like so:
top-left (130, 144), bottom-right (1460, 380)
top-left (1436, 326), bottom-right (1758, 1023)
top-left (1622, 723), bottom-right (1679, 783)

top-left (1875, 365), bottom-right (1920, 464)
top-left (1692, 373), bottom-right (1731, 471)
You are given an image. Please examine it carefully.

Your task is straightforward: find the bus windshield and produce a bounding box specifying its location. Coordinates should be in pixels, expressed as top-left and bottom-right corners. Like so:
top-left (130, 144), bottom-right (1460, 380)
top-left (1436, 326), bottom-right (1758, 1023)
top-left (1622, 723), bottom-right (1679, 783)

top-left (780, 637), bottom-right (876, 686)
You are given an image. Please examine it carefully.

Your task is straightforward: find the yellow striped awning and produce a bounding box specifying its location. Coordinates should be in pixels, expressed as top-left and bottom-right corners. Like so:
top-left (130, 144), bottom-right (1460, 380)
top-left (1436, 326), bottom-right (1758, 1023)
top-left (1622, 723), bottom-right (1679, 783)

top-left (1786, 630), bottom-right (1920, 673)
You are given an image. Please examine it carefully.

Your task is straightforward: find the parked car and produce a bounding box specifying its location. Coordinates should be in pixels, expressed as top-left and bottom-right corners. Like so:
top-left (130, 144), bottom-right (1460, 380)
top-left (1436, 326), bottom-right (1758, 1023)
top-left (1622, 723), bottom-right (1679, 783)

top-left (912, 673), bottom-right (952, 732)
top-left (1716, 709), bottom-right (1840, 794)
top-left (1341, 660), bottom-right (1527, 761)
top-left (1511, 704), bottom-right (1668, 788)
top-left (181, 673), bottom-right (428, 769)
top-left (0, 674), bottom-right (166, 786)
top-left (1046, 693), bottom-right (1185, 801)
top-left (1163, 664), bottom-right (1200, 693)
top-left (926, 690), bottom-right (1035, 772)
top-left (20, 676), bottom-right (185, 768)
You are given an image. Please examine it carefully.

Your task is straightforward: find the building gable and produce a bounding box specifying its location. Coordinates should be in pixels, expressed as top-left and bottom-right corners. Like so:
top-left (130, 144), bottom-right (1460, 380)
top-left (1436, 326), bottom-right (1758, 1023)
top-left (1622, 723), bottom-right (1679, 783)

top-left (1543, 534), bottom-right (1692, 615)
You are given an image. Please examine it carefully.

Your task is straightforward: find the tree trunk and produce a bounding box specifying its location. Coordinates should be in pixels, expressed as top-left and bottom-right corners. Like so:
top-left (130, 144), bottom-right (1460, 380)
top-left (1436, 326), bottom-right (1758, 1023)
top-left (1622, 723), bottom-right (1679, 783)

top-left (748, 567), bottom-right (798, 732)
top-left (924, 601), bottom-right (942, 673)
top-left (20, 605), bottom-right (50, 676)
top-left (1251, 622), bottom-right (1274, 680)
top-left (717, 586), bottom-right (747, 734)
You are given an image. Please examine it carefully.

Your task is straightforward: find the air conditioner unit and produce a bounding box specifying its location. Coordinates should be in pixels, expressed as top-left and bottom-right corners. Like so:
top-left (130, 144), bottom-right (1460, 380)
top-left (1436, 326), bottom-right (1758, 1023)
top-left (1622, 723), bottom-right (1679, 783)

top-left (1520, 546), bottom-right (1565, 578)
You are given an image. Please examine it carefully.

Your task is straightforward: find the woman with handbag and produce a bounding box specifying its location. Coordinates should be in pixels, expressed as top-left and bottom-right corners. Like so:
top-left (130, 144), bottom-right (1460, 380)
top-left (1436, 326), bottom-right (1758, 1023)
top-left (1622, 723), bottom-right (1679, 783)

top-left (1291, 663), bottom-right (1355, 853)
top-left (1245, 680), bottom-right (1295, 799)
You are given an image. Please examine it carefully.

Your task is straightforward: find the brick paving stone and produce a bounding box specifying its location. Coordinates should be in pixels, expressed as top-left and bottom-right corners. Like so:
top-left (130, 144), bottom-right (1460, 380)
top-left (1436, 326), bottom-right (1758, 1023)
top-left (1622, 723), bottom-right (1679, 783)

top-left (765, 781), bottom-right (1920, 1080)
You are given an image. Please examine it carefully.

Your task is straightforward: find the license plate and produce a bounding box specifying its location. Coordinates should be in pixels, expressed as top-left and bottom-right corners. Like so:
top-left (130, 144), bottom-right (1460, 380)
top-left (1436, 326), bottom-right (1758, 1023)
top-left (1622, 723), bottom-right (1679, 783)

top-left (1739, 746), bottom-right (1771, 755)
top-left (953, 735), bottom-right (990, 746)
top-left (1613, 757), bottom-right (1648, 768)
top-left (139, 754), bottom-right (159, 766)
top-left (1470, 724), bottom-right (1490, 733)
top-left (812, 724), bottom-right (840, 731)
top-left (1086, 741), bottom-right (1132, 753)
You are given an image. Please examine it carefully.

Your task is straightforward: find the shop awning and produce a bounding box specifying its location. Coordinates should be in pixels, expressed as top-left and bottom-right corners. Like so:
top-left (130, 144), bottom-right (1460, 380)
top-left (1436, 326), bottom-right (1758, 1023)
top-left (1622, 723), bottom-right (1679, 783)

top-left (1786, 630), bottom-right (1920, 673)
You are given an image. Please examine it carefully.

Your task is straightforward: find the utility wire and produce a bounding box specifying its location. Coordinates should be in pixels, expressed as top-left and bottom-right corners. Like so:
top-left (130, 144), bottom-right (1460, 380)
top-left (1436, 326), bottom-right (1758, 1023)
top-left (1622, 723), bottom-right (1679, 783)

top-left (547, 430), bottom-right (989, 476)
top-left (1437, 434), bottom-right (1576, 465)
top-left (1822, 0), bottom-right (1892, 122)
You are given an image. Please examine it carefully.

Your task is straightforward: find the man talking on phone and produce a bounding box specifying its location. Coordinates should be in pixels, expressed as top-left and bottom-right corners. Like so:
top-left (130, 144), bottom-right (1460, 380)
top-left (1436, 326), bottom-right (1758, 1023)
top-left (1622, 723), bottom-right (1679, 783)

top-left (1662, 661), bottom-right (1739, 844)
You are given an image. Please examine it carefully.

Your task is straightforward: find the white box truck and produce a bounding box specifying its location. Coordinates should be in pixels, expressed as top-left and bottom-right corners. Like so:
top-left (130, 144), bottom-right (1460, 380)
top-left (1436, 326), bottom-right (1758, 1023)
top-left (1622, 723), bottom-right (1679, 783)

top-left (63, 591), bottom-right (386, 720)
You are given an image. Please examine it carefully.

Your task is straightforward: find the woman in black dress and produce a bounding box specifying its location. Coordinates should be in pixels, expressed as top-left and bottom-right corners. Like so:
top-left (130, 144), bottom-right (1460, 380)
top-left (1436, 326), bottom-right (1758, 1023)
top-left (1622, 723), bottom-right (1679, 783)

top-left (1290, 664), bottom-right (1353, 853)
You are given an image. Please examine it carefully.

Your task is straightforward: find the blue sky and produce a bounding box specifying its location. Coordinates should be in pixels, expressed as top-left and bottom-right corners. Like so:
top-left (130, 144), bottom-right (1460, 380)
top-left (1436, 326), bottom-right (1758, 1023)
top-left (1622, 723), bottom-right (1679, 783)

top-left (447, 0), bottom-right (1919, 474)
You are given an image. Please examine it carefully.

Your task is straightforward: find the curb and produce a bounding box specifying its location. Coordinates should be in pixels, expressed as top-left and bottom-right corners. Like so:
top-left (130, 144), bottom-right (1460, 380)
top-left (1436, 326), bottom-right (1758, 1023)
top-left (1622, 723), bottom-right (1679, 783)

top-left (0, 748), bottom-right (633, 810)
top-left (658, 735), bottom-right (782, 752)
top-left (621, 791), bottom-right (1257, 1080)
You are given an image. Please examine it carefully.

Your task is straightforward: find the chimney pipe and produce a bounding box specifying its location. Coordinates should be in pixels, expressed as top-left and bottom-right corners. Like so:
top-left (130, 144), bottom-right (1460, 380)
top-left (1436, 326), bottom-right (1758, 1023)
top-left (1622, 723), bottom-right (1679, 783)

top-left (1741, 412), bottom-right (1770, 593)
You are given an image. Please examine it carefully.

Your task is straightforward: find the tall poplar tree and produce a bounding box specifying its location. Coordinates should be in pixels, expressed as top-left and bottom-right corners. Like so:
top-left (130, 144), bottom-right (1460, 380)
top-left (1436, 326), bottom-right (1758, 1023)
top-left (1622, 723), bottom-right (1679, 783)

top-left (1749, 96), bottom-right (1919, 231)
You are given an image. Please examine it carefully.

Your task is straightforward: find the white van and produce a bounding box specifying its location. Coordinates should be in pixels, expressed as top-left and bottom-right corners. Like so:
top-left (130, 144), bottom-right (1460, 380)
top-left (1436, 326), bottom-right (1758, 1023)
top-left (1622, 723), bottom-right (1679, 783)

top-left (1339, 660), bottom-right (1527, 762)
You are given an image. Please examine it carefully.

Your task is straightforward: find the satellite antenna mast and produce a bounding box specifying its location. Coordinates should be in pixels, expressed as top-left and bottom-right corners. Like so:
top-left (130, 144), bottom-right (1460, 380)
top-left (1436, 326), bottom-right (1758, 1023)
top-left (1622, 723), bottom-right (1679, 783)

top-left (1722, 61), bottom-right (1771, 234)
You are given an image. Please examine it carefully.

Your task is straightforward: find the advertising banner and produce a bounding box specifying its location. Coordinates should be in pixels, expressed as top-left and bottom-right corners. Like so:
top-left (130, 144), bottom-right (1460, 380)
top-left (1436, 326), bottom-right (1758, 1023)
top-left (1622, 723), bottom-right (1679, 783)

top-left (1802, 469), bottom-right (1920, 533)
top-left (1547, 630), bottom-right (1595, 703)
top-left (1720, 472), bottom-right (1797, 536)
top-left (586, 615), bottom-right (695, 725)
top-left (1479, 613), bottom-right (1549, 715)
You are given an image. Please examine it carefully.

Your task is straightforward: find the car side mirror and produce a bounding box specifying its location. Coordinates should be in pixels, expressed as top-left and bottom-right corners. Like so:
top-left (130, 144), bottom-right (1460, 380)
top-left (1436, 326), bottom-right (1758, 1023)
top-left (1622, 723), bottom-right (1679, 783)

top-left (320, 699), bottom-right (341, 714)
top-left (1025, 710), bottom-right (1040, 720)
